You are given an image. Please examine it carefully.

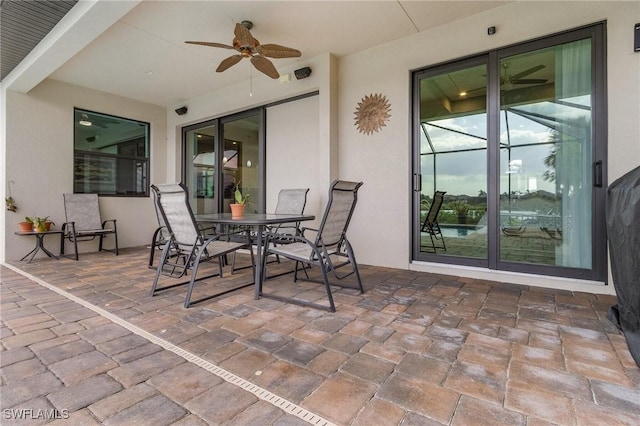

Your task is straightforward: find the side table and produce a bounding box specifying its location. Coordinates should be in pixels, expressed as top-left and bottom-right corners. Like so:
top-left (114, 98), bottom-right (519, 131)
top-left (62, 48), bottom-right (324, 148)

top-left (14, 230), bottom-right (64, 263)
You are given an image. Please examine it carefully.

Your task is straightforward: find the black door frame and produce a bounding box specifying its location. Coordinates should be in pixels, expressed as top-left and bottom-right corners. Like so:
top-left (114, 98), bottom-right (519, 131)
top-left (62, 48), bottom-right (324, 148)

top-left (411, 22), bottom-right (607, 282)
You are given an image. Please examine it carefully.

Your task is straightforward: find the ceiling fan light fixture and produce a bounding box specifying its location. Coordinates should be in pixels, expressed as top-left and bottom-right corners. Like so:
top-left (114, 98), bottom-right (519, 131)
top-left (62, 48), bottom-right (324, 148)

top-left (79, 114), bottom-right (92, 126)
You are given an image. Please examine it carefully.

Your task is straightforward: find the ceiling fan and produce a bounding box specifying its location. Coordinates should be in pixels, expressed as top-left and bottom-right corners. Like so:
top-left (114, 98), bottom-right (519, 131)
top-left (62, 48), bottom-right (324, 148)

top-left (185, 21), bottom-right (301, 79)
top-left (501, 63), bottom-right (547, 85)
top-left (78, 113), bottom-right (113, 129)
top-left (465, 63), bottom-right (547, 95)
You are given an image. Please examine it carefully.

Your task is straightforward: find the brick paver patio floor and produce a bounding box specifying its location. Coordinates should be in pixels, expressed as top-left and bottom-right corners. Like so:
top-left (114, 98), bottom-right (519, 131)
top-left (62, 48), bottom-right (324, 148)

top-left (2, 247), bottom-right (639, 425)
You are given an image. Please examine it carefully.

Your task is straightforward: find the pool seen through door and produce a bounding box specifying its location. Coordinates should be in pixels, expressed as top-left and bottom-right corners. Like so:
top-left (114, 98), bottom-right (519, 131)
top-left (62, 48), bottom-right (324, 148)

top-left (412, 24), bottom-right (607, 281)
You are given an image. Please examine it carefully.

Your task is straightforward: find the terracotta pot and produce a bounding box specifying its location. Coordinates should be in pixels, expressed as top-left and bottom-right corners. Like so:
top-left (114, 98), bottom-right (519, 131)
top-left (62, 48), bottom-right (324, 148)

top-left (230, 203), bottom-right (245, 218)
top-left (34, 223), bottom-right (47, 233)
top-left (19, 221), bottom-right (33, 232)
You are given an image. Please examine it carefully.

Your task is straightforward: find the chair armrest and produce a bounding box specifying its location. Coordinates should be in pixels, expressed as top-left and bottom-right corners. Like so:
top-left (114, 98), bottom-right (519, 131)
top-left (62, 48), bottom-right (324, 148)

top-left (197, 222), bottom-right (217, 235)
top-left (300, 226), bottom-right (318, 239)
top-left (102, 219), bottom-right (117, 229)
top-left (263, 231), bottom-right (314, 247)
top-left (61, 221), bottom-right (76, 234)
top-left (200, 233), bottom-right (249, 257)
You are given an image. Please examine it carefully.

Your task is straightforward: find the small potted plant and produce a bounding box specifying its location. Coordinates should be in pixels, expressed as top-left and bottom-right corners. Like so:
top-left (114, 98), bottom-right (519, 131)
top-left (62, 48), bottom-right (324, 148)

top-left (230, 181), bottom-right (250, 218)
top-left (452, 201), bottom-right (470, 224)
top-left (23, 216), bottom-right (54, 232)
top-left (18, 218), bottom-right (33, 232)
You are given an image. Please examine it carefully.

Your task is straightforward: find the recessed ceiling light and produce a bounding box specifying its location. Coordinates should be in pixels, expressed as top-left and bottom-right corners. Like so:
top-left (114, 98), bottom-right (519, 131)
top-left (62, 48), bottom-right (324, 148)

top-left (79, 113), bottom-right (92, 126)
top-left (459, 91), bottom-right (467, 97)
top-left (145, 71), bottom-right (154, 75)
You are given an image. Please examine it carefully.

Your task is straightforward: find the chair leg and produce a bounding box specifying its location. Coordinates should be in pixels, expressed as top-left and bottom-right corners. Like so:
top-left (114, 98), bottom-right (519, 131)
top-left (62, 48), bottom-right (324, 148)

top-left (113, 222), bottom-right (119, 255)
top-left (72, 235), bottom-right (79, 261)
top-left (151, 242), bottom-right (172, 296)
top-left (429, 233), bottom-right (437, 252)
top-left (149, 228), bottom-right (162, 268)
top-left (344, 240), bottom-right (364, 294)
top-left (185, 246), bottom-right (208, 308)
top-left (319, 264), bottom-right (336, 312)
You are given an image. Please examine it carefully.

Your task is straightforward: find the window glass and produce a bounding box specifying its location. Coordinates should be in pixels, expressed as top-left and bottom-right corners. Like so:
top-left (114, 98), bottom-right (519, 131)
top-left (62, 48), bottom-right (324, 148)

top-left (73, 109), bottom-right (150, 196)
top-left (499, 39), bottom-right (593, 269)
top-left (418, 64), bottom-right (488, 259)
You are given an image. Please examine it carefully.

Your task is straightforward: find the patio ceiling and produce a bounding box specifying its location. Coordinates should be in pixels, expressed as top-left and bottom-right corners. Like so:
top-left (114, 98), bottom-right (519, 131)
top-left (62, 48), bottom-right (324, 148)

top-left (2, 0), bottom-right (509, 108)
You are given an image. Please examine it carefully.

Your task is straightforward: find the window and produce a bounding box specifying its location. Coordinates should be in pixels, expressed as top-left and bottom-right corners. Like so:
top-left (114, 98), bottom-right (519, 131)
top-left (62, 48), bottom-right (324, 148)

top-left (73, 108), bottom-right (150, 196)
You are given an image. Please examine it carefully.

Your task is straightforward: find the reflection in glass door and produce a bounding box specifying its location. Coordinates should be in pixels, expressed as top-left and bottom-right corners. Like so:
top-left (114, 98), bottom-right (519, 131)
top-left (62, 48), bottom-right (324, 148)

top-left (184, 123), bottom-right (217, 214)
top-left (499, 40), bottom-right (593, 269)
top-left (182, 110), bottom-right (262, 214)
top-left (413, 23), bottom-right (606, 281)
top-left (221, 114), bottom-right (260, 214)
top-left (417, 62), bottom-right (488, 260)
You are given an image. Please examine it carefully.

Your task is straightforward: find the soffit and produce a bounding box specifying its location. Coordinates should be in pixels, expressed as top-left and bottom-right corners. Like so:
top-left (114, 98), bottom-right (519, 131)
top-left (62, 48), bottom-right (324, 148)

top-left (0, 0), bottom-right (77, 81)
top-left (5, 1), bottom-right (510, 107)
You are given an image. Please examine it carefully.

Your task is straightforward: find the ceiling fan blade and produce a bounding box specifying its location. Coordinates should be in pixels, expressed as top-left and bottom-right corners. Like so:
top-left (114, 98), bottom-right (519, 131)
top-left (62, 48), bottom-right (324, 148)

top-left (256, 44), bottom-right (301, 58)
top-left (251, 55), bottom-right (279, 79)
top-left (185, 41), bottom-right (236, 50)
top-left (216, 55), bottom-right (243, 72)
top-left (465, 86), bottom-right (486, 94)
top-left (510, 64), bottom-right (545, 81)
top-left (234, 22), bottom-right (254, 47)
top-left (512, 78), bottom-right (548, 85)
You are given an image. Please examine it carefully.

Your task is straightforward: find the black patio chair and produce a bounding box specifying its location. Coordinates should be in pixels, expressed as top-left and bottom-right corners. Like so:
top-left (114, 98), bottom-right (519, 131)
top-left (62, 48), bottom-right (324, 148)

top-left (61, 193), bottom-right (119, 260)
top-left (262, 180), bottom-right (364, 312)
top-left (150, 183), bottom-right (253, 308)
top-left (421, 190), bottom-right (446, 252)
top-left (231, 187), bottom-right (310, 272)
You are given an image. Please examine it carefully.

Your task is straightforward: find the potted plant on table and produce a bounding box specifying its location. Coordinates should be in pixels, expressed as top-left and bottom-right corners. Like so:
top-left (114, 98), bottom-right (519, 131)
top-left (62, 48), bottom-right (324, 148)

top-left (452, 201), bottom-right (470, 225)
top-left (230, 181), bottom-right (250, 218)
top-left (21, 216), bottom-right (55, 232)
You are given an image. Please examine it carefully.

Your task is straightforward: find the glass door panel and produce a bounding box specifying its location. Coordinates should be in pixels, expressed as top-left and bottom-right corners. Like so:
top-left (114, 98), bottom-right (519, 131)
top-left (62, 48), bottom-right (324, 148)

top-left (221, 114), bottom-right (260, 214)
top-left (184, 124), bottom-right (217, 214)
top-left (499, 39), bottom-right (592, 269)
top-left (418, 63), bottom-right (488, 259)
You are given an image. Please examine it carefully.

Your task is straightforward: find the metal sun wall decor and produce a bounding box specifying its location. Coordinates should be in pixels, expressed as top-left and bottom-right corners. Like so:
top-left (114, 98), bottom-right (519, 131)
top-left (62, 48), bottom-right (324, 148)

top-left (354, 93), bottom-right (391, 135)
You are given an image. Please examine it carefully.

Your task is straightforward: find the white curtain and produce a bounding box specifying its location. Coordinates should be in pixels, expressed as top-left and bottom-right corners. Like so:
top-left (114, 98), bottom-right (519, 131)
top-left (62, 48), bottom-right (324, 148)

top-left (554, 39), bottom-right (592, 268)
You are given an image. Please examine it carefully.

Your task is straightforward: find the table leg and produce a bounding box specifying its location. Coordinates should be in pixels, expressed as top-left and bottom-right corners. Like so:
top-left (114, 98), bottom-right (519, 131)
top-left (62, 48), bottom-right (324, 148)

top-left (20, 245), bottom-right (40, 262)
top-left (20, 233), bottom-right (60, 263)
top-left (38, 235), bottom-right (59, 259)
top-left (254, 224), bottom-right (264, 299)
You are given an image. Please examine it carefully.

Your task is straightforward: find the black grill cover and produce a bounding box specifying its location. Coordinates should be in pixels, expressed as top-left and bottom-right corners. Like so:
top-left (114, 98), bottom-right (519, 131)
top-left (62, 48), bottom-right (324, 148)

top-left (606, 165), bottom-right (640, 367)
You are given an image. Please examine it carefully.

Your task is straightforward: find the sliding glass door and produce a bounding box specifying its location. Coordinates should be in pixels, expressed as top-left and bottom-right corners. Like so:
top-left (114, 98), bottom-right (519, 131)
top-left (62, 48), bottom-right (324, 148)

top-left (183, 109), bottom-right (264, 214)
top-left (412, 23), bottom-right (607, 281)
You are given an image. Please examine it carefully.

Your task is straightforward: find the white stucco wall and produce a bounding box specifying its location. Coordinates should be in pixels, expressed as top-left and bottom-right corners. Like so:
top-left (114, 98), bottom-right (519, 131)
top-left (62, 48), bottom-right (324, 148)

top-left (2, 1), bottom-right (637, 295)
top-left (3, 79), bottom-right (166, 261)
top-left (266, 96), bottom-right (322, 228)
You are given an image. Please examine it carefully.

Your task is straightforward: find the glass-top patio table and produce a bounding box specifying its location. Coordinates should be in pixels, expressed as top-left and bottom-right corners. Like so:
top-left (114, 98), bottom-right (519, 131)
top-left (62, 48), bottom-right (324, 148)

top-left (195, 213), bottom-right (315, 299)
